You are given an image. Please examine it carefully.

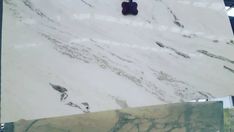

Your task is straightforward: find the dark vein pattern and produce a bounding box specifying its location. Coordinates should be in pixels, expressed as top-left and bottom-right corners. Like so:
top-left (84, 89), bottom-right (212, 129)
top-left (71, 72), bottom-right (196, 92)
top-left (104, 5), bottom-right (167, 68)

top-left (198, 50), bottom-right (234, 64)
top-left (182, 34), bottom-right (197, 39)
top-left (224, 66), bottom-right (234, 74)
top-left (226, 40), bottom-right (234, 46)
top-left (49, 83), bottom-right (89, 113)
top-left (41, 33), bottom-right (212, 103)
top-left (155, 41), bottom-right (190, 59)
top-left (150, 68), bottom-right (213, 100)
top-left (154, 0), bottom-right (184, 28)
top-left (22, 0), bottom-right (54, 22)
top-left (49, 83), bottom-right (68, 101)
top-left (41, 33), bottom-right (168, 102)
top-left (167, 7), bottom-right (184, 28)
top-left (81, 0), bottom-right (93, 7)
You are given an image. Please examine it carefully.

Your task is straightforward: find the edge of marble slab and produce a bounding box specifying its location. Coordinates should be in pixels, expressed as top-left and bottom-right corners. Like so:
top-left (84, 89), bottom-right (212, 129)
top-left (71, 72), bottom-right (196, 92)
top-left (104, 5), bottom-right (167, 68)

top-left (7, 101), bottom-right (224, 122)
top-left (0, 0), bottom-right (3, 123)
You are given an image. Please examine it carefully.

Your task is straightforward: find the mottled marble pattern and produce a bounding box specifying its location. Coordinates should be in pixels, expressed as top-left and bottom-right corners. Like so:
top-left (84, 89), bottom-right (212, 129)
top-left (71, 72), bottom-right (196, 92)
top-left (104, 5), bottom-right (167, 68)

top-left (3, 102), bottom-right (224, 132)
top-left (224, 109), bottom-right (234, 132)
top-left (1, 0), bottom-right (234, 122)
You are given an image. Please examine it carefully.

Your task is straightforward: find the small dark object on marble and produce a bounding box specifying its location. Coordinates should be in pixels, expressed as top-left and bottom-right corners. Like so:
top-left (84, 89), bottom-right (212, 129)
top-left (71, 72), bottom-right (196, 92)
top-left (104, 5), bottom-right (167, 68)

top-left (82, 102), bottom-right (90, 110)
top-left (122, 0), bottom-right (138, 15)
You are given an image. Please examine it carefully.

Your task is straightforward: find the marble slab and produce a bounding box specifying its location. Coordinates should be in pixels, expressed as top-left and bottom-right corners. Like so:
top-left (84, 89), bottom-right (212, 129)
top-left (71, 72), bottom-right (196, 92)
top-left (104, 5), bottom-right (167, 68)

top-left (2, 102), bottom-right (224, 132)
top-left (224, 108), bottom-right (234, 132)
top-left (1, 0), bottom-right (234, 122)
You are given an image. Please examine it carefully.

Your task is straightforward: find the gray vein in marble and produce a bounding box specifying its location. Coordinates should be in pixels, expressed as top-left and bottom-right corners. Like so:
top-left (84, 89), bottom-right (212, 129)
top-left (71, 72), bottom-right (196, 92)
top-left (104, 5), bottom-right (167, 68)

top-left (110, 96), bottom-right (129, 109)
top-left (50, 83), bottom-right (68, 93)
top-left (41, 33), bottom-right (214, 103)
top-left (108, 110), bottom-right (184, 132)
top-left (81, 0), bottom-right (93, 7)
top-left (66, 102), bottom-right (82, 111)
top-left (197, 91), bottom-right (213, 99)
top-left (182, 34), bottom-right (197, 39)
top-left (155, 0), bottom-right (184, 28)
top-left (115, 99), bottom-right (128, 109)
top-left (150, 68), bottom-right (213, 100)
top-left (224, 66), bottom-right (234, 74)
top-left (197, 50), bottom-right (234, 64)
top-left (41, 34), bottom-right (169, 102)
top-left (212, 40), bottom-right (219, 43)
top-left (226, 40), bottom-right (234, 46)
top-left (45, 27), bottom-right (74, 38)
top-left (4, 0), bottom-right (23, 20)
top-left (156, 71), bottom-right (185, 84)
top-left (81, 102), bottom-right (90, 110)
top-left (49, 83), bottom-right (89, 113)
top-left (22, 0), bottom-right (54, 22)
top-left (25, 120), bottom-right (39, 132)
top-left (91, 41), bottom-right (134, 64)
top-left (155, 41), bottom-right (190, 59)
top-left (167, 7), bottom-right (184, 28)
top-left (49, 83), bottom-right (68, 101)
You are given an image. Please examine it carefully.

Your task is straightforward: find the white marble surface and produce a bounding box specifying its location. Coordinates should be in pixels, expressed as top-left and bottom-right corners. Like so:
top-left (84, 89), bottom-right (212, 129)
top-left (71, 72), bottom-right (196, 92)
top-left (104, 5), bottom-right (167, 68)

top-left (1, 0), bottom-right (234, 122)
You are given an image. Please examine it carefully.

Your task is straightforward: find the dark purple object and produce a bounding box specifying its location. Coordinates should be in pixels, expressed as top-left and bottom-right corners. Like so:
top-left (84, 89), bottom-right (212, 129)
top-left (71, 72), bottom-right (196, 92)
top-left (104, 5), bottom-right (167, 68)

top-left (121, 1), bottom-right (138, 15)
